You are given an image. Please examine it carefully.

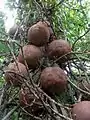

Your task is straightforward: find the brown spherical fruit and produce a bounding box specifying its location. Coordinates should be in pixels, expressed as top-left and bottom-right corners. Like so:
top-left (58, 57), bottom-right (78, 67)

top-left (40, 67), bottom-right (67, 94)
top-left (4, 62), bottom-right (28, 86)
top-left (47, 40), bottom-right (71, 62)
top-left (17, 45), bottom-right (42, 69)
top-left (43, 21), bottom-right (54, 35)
top-left (28, 21), bottom-right (50, 46)
top-left (40, 21), bottom-right (55, 42)
top-left (19, 87), bottom-right (44, 115)
top-left (72, 101), bottom-right (90, 120)
top-left (39, 21), bottom-right (53, 34)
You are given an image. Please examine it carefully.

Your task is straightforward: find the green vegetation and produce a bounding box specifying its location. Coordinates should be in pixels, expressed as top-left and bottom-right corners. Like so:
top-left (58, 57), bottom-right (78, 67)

top-left (0, 0), bottom-right (90, 119)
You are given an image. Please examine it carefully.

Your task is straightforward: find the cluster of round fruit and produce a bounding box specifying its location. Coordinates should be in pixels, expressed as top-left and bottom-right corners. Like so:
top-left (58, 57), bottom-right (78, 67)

top-left (4, 21), bottom-right (73, 115)
top-left (5, 21), bottom-right (90, 120)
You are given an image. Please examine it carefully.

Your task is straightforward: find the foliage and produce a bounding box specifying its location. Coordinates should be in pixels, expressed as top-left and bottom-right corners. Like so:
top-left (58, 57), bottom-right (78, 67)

top-left (0, 11), bottom-right (9, 88)
top-left (0, 11), bottom-right (9, 52)
top-left (0, 0), bottom-right (90, 120)
top-left (0, 11), bottom-right (6, 38)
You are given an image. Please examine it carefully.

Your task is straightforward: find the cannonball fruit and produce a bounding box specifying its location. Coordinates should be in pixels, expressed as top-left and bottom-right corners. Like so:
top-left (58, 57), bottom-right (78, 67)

top-left (40, 67), bottom-right (67, 95)
top-left (17, 45), bottom-right (42, 69)
top-left (72, 101), bottom-right (90, 120)
top-left (28, 21), bottom-right (50, 46)
top-left (19, 87), bottom-right (44, 115)
top-left (4, 62), bottom-right (28, 87)
top-left (40, 21), bottom-right (54, 35)
top-left (47, 39), bottom-right (71, 62)
top-left (38, 21), bottom-right (54, 42)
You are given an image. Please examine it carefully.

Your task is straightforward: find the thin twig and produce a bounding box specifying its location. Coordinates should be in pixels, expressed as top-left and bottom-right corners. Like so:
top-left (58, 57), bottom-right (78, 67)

top-left (72, 28), bottom-right (90, 49)
top-left (2, 106), bottom-right (19, 120)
